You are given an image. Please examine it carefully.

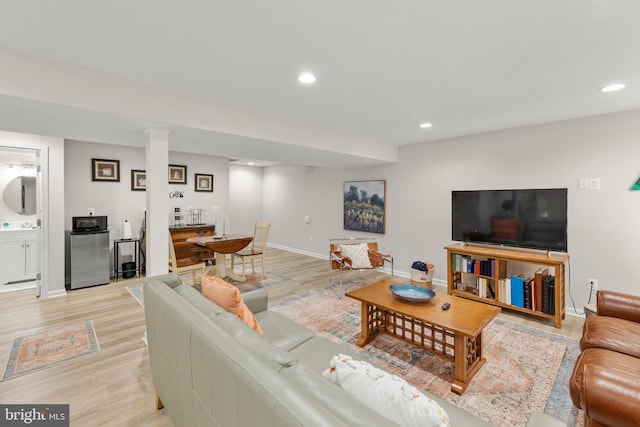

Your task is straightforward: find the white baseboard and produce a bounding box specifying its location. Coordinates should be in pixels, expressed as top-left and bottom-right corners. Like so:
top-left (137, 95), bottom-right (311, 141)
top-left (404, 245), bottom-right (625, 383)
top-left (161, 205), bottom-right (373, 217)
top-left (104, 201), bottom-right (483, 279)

top-left (45, 289), bottom-right (67, 299)
top-left (266, 242), bottom-right (442, 285)
top-left (564, 306), bottom-right (586, 318)
top-left (267, 242), bottom-right (327, 260)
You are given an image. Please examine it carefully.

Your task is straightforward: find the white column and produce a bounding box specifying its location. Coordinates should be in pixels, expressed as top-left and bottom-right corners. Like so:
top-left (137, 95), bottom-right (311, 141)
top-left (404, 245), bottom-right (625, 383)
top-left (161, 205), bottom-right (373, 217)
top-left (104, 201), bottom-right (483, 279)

top-left (145, 128), bottom-right (170, 277)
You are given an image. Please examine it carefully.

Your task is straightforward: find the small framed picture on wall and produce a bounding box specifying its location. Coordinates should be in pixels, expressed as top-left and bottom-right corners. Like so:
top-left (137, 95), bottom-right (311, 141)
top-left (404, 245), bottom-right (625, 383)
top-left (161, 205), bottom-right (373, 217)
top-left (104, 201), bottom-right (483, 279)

top-left (131, 170), bottom-right (146, 191)
top-left (92, 158), bottom-right (120, 182)
top-left (168, 164), bottom-right (187, 184)
top-left (195, 174), bottom-right (213, 192)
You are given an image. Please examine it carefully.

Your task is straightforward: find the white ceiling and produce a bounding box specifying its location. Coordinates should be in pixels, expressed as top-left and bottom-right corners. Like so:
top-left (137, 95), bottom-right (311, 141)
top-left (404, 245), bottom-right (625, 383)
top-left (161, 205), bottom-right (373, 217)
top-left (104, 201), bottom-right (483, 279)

top-left (0, 1), bottom-right (638, 168)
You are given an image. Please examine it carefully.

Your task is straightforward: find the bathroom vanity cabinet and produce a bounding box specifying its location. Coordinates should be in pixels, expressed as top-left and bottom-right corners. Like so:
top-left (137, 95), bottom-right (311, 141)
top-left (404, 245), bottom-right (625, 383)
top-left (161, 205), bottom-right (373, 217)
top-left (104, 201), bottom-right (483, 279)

top-left (0, 229), bottom-right (38, 286)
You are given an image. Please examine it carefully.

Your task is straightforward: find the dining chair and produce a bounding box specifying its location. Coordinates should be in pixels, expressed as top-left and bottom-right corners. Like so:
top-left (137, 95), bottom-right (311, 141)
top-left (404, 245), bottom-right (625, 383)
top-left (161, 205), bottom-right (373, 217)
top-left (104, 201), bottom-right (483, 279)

top-left (168, 231), bottom-right (206, 281)
top-left (230, 221), bottom-right (271, 277)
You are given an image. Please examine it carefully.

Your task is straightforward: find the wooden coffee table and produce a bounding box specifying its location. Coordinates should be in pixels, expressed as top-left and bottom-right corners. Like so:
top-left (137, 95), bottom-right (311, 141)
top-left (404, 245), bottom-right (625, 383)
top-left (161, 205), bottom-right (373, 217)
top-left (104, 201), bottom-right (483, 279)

top-left (346, 279), bottom-right (500, 394)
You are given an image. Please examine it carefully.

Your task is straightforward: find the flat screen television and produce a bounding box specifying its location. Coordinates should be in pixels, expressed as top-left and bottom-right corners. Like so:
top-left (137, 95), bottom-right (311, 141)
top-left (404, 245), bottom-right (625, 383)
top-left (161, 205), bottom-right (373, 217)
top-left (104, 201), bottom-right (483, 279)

top-left (452, 188), bottom-right (568, 252)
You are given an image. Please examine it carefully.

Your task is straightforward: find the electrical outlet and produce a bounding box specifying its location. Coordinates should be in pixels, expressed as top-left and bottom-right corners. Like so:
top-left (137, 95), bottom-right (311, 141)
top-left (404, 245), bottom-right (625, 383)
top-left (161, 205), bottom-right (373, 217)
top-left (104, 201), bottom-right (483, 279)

top-left (587, 278), bottom-right (599, 291)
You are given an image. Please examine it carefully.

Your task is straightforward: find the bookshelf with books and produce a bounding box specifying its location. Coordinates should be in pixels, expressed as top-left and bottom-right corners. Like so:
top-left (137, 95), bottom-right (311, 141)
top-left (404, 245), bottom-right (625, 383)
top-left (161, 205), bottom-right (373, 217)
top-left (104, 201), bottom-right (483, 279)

top-left (445, 244), bottom-right (567, 328)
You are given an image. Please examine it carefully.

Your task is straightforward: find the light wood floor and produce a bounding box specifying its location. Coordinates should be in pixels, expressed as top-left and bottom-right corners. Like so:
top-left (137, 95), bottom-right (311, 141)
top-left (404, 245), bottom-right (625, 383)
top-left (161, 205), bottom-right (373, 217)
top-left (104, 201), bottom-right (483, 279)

top-left (0, 248), bottom-right (584, 426)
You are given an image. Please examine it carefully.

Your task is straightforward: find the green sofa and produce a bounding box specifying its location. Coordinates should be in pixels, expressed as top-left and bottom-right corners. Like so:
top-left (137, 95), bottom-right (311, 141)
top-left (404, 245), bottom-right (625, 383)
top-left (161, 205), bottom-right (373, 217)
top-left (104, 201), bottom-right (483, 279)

top-left (144, 273), bottom-right (565, 427)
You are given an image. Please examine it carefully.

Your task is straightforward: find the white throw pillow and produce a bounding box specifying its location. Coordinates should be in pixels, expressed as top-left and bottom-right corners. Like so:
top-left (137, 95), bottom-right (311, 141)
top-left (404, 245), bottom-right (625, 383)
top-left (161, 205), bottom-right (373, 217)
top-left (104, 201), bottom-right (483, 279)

top-left (337, 243), bottom-right (372, 269)
top-left (323, 354), bottom-right (450, 427)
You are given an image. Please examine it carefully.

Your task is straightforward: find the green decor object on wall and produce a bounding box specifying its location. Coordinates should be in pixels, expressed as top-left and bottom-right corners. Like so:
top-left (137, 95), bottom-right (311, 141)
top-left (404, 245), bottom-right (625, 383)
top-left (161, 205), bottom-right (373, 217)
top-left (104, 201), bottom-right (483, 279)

top-left (631, 176), bottom-right (640, 191)
top-left (343, 179), bottom-right (386, 234)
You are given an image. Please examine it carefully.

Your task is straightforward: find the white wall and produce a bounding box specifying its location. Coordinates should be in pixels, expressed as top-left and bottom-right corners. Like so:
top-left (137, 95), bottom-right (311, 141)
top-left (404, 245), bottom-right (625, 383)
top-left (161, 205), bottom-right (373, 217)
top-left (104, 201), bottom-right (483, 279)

top-left (64, 140), bottom-right (230, 273)
top-left (229, 165), bottom-right (263, 235)
top-left (261, 109), bottom-right (640, 314)
top-left (262, 164), bottom-right (378, 257)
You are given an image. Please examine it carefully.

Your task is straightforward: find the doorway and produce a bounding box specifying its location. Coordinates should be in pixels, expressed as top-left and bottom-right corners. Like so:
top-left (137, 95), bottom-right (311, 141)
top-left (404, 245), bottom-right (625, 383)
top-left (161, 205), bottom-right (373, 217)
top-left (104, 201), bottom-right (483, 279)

top-left (0, 146), bottom-right (42, 295)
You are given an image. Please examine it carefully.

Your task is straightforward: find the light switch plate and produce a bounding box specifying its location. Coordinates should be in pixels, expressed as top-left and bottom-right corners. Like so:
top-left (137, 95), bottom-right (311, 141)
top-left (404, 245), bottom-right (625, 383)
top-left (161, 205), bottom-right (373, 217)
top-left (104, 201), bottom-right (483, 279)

top-left (578, 178), bottom-right (588, 190)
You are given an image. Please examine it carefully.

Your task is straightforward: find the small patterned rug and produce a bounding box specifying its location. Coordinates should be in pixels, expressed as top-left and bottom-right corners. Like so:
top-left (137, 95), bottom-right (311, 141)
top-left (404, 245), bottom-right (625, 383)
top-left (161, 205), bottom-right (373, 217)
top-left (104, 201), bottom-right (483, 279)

top-left (126, 284), bottom-right (145, 307)
top-left (2, 321), bottom-right (100, 381)
top-left (270, 282), bottom-right (582, 427)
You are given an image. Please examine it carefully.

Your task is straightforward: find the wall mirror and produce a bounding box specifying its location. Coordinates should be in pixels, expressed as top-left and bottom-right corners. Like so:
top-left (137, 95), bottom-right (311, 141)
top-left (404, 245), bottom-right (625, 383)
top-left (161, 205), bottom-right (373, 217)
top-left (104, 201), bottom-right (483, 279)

top-left (3, 175), bottom-right (37, 215)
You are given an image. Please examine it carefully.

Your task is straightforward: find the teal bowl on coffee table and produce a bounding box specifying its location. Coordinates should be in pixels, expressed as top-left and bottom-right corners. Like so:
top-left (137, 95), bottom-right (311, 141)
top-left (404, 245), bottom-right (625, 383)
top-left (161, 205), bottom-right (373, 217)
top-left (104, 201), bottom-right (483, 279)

top-left (389, 284), bottom-right (435, 303)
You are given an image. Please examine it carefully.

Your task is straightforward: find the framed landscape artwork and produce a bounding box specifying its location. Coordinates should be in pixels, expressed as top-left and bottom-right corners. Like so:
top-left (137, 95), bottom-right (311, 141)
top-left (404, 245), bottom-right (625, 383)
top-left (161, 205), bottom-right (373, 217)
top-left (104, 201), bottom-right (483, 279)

top-left (91, 158), bottom-right (120, 182)
top-left (195, 174), bottom-right (213, 192)
top-left (168, 164), bottom-right (187, 184)
top-left (343, 180), bottom-right (386, 234)
top-left (131, 170), bottom-right (146, 191)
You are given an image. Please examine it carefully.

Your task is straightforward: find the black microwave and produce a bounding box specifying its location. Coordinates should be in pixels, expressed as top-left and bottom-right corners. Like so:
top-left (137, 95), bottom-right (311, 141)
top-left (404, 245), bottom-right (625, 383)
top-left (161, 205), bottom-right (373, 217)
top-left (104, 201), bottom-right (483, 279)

top-left (72, 216), bottom-right (108, 232)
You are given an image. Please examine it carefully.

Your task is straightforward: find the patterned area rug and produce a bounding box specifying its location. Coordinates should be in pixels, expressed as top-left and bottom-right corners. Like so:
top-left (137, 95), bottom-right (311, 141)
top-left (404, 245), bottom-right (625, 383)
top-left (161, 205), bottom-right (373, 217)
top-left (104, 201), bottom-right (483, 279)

top-left (2, 321), bottom-right (100, 381)
top-left (218, 270), bottom-right (291, 293)
top-left (270, 282), bottom-right (582, 427)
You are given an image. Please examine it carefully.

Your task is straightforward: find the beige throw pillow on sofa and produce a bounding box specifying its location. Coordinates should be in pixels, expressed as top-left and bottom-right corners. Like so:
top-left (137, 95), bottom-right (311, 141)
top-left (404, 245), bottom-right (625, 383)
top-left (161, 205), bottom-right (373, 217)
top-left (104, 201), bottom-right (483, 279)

top-left (201, 275), bottom-right (263, 335)
top-left (323, 354), bottom-right (450, 427)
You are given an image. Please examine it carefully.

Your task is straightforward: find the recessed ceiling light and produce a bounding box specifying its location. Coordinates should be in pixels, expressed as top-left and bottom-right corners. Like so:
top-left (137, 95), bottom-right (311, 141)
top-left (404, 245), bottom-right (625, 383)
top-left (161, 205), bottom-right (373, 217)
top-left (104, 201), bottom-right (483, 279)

top-left (419, 122), bottom-right (433, 129)
top-left (297, 72), bottom-right (316, 84)
top-left (600, 83), bottom-right (626, 92)
top-left (248, 162), bottom-right (254, 166)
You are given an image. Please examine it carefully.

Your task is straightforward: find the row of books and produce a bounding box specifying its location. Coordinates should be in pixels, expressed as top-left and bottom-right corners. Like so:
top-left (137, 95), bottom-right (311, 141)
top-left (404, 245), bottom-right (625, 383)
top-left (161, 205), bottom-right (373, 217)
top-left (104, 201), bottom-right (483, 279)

top-left (451, 254), bottom-right (496, 277)
top-left (496, 267), bottom-right (555, 314)
top-left (473, 277), bottom-right (495, 299)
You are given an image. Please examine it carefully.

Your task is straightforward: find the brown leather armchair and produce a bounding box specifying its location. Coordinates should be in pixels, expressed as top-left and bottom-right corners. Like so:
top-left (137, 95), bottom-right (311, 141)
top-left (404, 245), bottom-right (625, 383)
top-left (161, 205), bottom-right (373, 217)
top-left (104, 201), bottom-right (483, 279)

top-left (329, 237), bottom-right (393, 295)
top-left (569, 290), bottom-right (640, 427)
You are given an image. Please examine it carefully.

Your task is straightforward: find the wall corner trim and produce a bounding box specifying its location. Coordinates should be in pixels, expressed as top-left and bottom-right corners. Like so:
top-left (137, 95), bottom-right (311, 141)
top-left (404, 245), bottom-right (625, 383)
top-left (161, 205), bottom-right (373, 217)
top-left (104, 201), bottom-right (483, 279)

top-left (44, 289), bottom-right (67, 299)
